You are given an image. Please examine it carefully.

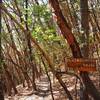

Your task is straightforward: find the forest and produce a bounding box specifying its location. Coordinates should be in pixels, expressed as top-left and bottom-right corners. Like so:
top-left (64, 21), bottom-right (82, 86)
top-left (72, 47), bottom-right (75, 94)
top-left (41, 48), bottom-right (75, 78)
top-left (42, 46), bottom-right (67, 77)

top-left (0, 0), bottom-right (100, 100)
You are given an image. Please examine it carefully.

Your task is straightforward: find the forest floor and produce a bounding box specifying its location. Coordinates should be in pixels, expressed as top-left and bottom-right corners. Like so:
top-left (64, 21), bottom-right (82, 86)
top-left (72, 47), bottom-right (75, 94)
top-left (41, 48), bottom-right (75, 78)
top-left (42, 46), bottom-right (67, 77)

top-left (5, 72), bottom-right (100, 100)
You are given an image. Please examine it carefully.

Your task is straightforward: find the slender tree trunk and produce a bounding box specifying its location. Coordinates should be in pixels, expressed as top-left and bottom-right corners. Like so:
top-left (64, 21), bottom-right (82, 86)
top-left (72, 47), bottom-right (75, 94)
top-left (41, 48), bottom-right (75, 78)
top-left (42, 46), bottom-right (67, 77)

top-left (0, 0), bottom-right (4, 99)
top-left (41, 56), bottom-right (54, 100)
top-left (0, 81), bottom-right (4, 100)
top-left (80, 0), bottom-right (89, 99)
top-left (5, 73), bottom-right (12, 96)
top-left (4, 66), bottom-right (18, 95)
top-left (25, 0), bottom-right (37, 90)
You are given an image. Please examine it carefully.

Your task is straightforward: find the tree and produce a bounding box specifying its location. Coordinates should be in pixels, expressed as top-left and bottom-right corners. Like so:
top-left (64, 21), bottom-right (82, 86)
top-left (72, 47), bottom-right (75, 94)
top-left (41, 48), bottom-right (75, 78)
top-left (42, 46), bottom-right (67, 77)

top-left (49, 0), bottom-right (100, 99)
top-left (0, 0), bottom-right (4, 99)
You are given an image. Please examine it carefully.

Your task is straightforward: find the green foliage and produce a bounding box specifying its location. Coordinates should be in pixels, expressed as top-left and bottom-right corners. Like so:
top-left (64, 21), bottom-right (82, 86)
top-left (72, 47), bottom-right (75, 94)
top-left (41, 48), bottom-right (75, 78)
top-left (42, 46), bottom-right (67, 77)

top-left (32, 4), bottom-right (51, 19)
top-left (32, 28), bottom-right (61, 42)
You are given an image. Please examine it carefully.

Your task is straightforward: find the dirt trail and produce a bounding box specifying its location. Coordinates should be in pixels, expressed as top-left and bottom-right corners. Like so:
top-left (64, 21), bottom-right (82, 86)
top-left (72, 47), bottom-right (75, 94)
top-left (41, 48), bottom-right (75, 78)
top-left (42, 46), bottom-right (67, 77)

top-left (5, 76), bottom-right (54, 100)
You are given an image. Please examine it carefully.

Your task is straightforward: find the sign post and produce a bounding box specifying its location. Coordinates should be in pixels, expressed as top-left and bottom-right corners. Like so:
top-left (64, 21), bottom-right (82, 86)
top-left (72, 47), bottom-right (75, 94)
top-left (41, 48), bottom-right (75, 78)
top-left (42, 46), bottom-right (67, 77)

top-left (67, 58), bottom-right (97, 72)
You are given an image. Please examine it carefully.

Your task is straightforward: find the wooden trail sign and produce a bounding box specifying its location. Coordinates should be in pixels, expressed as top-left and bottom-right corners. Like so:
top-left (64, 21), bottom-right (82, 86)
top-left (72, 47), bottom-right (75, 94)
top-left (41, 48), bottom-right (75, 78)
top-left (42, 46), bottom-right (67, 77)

top-left (67, 58), bottom-right (97, 72)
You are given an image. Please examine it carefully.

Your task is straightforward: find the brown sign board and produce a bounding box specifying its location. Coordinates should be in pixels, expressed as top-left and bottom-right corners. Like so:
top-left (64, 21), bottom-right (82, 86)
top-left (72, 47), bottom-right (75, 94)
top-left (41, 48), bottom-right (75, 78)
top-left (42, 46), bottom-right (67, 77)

top-left (67, 58), bottom-right (97, 71)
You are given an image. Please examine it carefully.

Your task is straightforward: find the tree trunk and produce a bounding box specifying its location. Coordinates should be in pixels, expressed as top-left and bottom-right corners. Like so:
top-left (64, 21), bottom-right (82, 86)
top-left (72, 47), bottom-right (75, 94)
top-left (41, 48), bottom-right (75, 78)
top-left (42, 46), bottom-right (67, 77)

top-left (0, 0), bottom-right (4, 99)
top-left (5, 74), bottom-right (12, 96)
top-left (25, 0), bottom-right (37, 90)
top-left (0, 81), bottom-right (4, 100)
top-left (4, 67), bottom-right (18, 95)
top-left (80, 0), bottom-right (89, 99)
